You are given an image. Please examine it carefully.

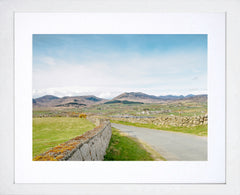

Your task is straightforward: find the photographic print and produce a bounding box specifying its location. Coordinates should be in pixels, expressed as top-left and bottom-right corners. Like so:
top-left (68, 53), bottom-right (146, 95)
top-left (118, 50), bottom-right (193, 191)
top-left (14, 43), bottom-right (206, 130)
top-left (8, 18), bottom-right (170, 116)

top-left (32, 34), bottom-right (208, 161)
top-left (15, 13), bottom-right (225, 183)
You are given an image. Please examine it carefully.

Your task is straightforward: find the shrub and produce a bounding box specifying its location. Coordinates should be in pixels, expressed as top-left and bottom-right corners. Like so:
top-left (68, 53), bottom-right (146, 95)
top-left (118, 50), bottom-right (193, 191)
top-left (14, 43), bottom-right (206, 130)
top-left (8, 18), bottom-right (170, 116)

top-left (79, 113), bottom-right (87, 118)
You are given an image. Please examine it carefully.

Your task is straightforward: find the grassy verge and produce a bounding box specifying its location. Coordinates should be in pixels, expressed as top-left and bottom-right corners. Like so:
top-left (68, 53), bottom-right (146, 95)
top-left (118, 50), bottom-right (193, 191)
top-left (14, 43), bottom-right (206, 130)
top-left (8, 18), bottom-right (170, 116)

top-left (110, 120), bottom-right (207, 136)
top-left (33, 117), bottom-right (95, 158)
top-left (104, 127), bottom-right (156, 161)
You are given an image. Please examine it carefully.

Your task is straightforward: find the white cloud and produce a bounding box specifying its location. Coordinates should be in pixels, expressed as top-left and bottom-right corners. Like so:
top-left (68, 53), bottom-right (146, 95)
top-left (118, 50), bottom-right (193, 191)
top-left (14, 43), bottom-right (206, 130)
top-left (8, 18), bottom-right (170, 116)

top-left (41, 56), bottom-right (56, 66)
top-left (33, 50), bottom-right (207, 98)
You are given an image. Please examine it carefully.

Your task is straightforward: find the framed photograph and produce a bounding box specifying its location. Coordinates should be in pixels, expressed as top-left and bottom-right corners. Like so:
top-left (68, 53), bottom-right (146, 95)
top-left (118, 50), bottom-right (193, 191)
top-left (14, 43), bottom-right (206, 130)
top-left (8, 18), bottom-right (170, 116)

top-left (14, 13), bottom-right (225, 183)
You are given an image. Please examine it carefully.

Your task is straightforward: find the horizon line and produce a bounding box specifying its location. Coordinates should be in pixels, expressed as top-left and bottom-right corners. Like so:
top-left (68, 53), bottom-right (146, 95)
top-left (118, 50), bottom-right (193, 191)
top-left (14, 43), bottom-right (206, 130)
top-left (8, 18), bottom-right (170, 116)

top-left (33, 92), bottom-right (208, 100)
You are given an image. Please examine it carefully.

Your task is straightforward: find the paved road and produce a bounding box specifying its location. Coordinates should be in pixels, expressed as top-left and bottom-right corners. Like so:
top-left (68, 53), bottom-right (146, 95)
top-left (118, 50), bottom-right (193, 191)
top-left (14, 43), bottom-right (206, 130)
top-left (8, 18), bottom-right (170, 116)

top-left (111, 123), bottom-right (207, 161)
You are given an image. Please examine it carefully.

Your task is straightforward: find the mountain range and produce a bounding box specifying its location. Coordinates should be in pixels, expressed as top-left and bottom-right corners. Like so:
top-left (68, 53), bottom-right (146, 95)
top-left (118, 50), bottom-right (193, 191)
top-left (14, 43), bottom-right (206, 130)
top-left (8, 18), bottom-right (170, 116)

top-left (33, 92), bottom-right (207, 108)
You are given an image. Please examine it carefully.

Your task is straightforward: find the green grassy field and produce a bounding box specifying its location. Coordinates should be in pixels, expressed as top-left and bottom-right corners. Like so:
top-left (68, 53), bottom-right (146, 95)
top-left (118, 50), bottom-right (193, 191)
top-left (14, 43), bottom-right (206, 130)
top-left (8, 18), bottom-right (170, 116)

top-left (104, 127), bottom-right (155, 161)
top-left (33, 100), bottom-right (207, 119)
top-left (32, 117), bottom-right (95, 158)
top-left (111, 120), bottom-right (207, 136)
top-left (79, 101), bottom-right (207, 117)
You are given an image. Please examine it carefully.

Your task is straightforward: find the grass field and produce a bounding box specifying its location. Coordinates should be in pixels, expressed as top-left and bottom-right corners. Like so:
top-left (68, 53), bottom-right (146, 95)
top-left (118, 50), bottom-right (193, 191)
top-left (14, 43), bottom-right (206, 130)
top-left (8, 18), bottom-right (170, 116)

top-left (80, 101), bottom-right (207, 117)
top-left (111, 120), bottom-right (207, 136)
top-left (33, 100), bottom-right (207, 119)
top-left (104, 127), bottom-right (155, 161)
top-left (32, 117), bottom-right (95, 158)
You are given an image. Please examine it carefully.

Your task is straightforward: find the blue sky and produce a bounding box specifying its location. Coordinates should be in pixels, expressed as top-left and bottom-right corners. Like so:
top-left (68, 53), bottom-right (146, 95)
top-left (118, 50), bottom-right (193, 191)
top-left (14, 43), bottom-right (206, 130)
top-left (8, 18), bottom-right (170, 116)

top-left (33, 34), bottom-right (207, 98)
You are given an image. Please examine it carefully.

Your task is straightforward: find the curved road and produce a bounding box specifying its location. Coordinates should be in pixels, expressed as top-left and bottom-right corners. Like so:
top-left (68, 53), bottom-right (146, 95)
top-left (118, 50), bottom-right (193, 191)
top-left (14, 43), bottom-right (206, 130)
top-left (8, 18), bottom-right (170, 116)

top-left (111, 123), bottom-right (207, 161)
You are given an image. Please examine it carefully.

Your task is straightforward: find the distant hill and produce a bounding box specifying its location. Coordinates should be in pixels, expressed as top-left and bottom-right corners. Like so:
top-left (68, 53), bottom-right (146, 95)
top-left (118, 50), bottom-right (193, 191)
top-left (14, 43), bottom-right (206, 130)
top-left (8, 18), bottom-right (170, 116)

top-left (33, 95), bottom-right (106, 108)
top-left (158, 95), bottom-right (184, 100)
top-left (35, 95), bottom-right (59, 103)
top-left (104, 100), bottom-right (144, 104)
top-left (33, 92), bottom-right (207, 108)
top-left (184, 94), bottom-right (207, 102)
top-left (113, 92), bottom-right (160, 103)
top-left (113, 92), bottom-right (207, 103)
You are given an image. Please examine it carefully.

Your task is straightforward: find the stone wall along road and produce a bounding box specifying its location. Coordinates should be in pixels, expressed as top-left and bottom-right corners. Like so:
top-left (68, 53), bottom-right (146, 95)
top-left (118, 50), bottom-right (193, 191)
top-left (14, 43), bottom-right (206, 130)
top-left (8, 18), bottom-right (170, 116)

top-left (33, 120), bottom-right (112, 161)
top-left (110, 114), bottom-right (208, 127)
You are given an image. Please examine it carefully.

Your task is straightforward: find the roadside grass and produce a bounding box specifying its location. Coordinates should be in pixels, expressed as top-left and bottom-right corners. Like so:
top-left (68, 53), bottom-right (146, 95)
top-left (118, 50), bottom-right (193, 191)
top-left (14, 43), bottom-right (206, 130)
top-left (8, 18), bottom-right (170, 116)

top-left (33, 117), bottom-right (95, 158)
top-left (104, 127), bottom-right (156, 161)
top-left (110, 120), bottom-right (207, 136)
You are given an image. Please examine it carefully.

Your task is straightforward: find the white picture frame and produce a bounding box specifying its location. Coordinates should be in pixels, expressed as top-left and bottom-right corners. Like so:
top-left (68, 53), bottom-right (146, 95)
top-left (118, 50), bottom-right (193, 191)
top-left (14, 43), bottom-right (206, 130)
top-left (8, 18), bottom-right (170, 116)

top-left (14, 13), bottom-right (225, 184)
top-left (2, 0), bottom-right (240, 193)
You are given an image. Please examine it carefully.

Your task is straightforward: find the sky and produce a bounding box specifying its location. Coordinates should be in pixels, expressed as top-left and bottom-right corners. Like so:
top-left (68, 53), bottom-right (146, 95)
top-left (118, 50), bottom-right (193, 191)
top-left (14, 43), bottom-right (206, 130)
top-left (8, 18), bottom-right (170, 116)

top-left (32, 34), bottom-right (207, 99)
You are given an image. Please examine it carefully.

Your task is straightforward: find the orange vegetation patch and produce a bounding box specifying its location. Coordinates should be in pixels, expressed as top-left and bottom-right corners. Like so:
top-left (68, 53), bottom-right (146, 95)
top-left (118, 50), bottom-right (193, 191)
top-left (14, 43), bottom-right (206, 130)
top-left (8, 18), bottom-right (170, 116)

top-left (33, 124), bottom-right (104, 161)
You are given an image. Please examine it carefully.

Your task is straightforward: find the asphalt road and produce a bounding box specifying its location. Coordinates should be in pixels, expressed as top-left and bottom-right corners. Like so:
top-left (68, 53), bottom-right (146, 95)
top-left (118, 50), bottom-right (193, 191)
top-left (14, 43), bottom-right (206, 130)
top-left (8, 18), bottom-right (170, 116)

top-left (111, 123), bottom-right (207, 161)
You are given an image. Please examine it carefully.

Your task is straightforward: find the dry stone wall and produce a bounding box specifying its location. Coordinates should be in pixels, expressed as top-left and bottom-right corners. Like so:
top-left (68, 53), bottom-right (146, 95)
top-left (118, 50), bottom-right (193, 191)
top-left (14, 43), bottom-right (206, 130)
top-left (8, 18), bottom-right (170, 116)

top-left (33, 120), bottom-right (112, 161)
top-left (111, 115), bottom-right (208, 127)
top-left (86, 116), bottom-right (105, 127)
top-left (67, 121), bottom-right (112, 161)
